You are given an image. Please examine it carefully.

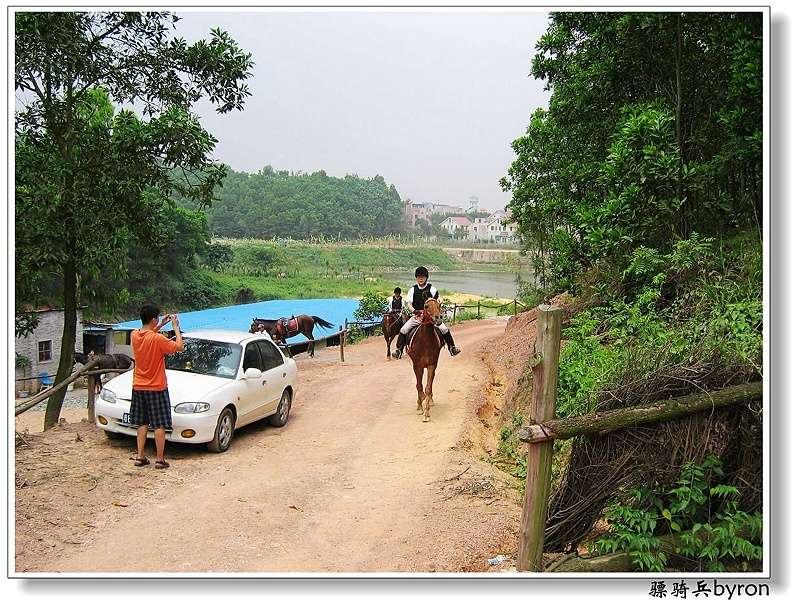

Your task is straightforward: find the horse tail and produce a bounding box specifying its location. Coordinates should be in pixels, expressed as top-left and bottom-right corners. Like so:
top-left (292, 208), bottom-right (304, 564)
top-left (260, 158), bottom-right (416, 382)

top-left (312, 316), bottom-right (335, 330)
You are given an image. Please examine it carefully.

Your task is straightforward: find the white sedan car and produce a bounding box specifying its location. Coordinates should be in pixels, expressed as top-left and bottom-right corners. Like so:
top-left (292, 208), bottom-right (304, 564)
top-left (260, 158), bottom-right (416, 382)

top-left (95, 329), bottom-right (298, 452)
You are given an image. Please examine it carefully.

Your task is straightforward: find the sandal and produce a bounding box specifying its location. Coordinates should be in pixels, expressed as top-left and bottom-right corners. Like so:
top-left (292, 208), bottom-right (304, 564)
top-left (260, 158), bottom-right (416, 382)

top-left (133, 457), bottom-right (150, 467)
top-left (155, 460), bottom-right (170, 470)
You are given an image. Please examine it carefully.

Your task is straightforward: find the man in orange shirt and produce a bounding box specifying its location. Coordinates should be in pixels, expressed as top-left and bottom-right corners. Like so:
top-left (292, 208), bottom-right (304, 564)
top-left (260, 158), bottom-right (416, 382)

top-left (131, 303), bottom-right (184, 469)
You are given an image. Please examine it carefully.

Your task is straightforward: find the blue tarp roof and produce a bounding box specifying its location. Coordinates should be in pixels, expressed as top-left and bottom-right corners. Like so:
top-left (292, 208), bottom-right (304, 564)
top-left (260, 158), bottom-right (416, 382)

top-left (89, 298), bottom-right (360, 334)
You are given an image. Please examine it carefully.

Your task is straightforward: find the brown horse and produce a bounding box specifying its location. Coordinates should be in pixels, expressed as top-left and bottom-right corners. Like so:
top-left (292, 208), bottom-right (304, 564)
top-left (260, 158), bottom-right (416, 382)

top-left (381, 311), bottom-right (405, 360)
top-left (249, 315), bottom-right (335, 357)
top-left (406, 298), bottom-right (445, 423)
top-left (74, 351), bottom-right (134, 393)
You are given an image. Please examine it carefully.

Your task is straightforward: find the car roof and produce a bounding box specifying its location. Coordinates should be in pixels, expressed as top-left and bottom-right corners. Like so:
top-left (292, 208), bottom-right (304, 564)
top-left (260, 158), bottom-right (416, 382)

top-left (183, 329), bottom-right (269, 345)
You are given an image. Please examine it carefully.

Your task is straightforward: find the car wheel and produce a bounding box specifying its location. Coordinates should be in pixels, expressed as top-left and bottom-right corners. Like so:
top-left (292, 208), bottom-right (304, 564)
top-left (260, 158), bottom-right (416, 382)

top-left (268, 389), bottom-right (292, 427)
top-left (207, 407), bottom-right (236, 453)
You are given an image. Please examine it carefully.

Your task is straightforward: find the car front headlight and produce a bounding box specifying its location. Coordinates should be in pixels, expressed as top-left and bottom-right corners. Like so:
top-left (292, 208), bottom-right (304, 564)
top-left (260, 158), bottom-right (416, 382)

top-left (99, 388), bottom-right (117, 404)
top-left (174, 402), bottom-right (211, 414)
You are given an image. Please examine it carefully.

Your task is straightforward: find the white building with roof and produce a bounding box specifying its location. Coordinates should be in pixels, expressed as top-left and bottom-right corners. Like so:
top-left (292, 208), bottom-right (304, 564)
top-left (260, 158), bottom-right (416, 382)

top-left (439, 211), bottom-right (518, 244)
top-left (438, 216), bottom-right (473, 240)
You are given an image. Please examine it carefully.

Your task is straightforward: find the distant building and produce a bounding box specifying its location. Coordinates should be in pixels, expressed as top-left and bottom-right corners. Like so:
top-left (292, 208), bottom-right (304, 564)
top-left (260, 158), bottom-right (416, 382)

top-left (486, 210), bottom-right (517, 244)
top-left (439, 216), bottom-right (475, 241)
top-left (404, 200), bottom-right (465, 226)
top-left (438, 210), bottom-right (519, 244)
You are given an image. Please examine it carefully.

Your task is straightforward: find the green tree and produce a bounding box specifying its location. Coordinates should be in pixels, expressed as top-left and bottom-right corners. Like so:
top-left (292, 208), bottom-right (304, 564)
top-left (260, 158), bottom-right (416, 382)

top-left (501, 12), bottom-right (762, 291)
top-left (15, 12), bottom-right (253, 428)
top-left (203, 242), bottom-right (235, 272)
top-left (185, 168), bottom-right (405, 240)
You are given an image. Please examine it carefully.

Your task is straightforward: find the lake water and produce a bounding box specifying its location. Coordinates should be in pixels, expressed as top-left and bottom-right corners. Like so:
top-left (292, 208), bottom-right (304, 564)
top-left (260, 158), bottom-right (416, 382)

top-left (379, 270), bottom-right (537, 299)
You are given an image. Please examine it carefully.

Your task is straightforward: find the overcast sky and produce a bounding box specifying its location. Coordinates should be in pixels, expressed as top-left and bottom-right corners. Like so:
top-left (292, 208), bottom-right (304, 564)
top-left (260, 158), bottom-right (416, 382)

top-left (174, 11), bottom-right (551, 211)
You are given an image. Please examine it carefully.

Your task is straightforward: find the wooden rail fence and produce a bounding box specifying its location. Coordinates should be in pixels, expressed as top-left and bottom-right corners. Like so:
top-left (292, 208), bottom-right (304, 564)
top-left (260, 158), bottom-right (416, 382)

top-left (448, 298), bottom-right (528, 323)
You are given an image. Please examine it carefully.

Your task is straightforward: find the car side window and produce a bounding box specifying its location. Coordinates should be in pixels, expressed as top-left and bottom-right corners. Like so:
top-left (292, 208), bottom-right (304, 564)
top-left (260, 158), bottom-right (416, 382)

top-left (242, 342), bottom-right (264, 373)
top-left (256, 340), bottom-right (284, 371)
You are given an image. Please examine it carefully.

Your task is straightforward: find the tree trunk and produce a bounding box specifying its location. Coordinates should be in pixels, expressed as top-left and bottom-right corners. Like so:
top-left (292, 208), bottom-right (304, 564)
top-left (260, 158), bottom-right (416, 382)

top-left (44, 259), bottom-right (78, 430)
top-left (518, 382), bottom-right (762, 444)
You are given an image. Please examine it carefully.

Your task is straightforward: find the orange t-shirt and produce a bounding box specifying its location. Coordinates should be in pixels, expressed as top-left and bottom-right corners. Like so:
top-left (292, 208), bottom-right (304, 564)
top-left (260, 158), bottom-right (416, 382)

top-left (132, 329), bottom-right (180, 391)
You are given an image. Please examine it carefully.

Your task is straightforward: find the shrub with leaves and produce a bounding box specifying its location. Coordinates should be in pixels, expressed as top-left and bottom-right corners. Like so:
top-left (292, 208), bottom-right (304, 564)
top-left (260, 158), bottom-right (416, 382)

top-left (353, 291), bottom-right (389, 322)
top-left (593, 455), bottom-right (762, 572)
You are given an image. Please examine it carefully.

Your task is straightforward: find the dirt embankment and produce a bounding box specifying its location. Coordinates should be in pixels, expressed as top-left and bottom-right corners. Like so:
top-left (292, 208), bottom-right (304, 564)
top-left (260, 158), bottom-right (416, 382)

top-left (15, 318), bottom-right (530, 574)
top-left (481, 293), bottom-right (575, 432)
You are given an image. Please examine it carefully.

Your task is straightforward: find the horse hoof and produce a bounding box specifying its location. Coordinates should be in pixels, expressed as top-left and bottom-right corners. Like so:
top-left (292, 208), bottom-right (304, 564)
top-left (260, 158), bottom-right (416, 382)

top-left (416, 408), bottom-right (423, 415)
top-left (423, 416), bottom-right (430, 423)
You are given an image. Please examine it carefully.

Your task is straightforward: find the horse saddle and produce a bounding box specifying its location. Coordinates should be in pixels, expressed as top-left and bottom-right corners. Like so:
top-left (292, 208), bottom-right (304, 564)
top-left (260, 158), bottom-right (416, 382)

top-left (407, 321), bottom-right (445, 351)
top-left (276, 316), bottom-right (299, 337)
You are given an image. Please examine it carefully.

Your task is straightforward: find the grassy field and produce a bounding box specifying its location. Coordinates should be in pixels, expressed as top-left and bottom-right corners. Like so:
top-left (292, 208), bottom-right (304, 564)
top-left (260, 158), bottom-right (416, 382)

top-left (204, 269), bottom-right (397, 300)
top-left (199, 239), bottom-right (530, 306)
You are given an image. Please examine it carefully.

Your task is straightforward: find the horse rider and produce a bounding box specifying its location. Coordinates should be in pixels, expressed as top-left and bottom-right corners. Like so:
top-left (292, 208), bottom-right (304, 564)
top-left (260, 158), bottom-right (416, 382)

top-left (393, 266), bottom-right (461, 359)
top-left (387, 287), bottom-right (405, 319)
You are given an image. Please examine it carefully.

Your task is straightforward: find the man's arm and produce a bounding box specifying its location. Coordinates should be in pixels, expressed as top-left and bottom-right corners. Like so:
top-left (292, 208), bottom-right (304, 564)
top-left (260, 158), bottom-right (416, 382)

top-left (169, 315), bottom-right (185, 352)
top-left (154, 314), bottom-right (170, 332)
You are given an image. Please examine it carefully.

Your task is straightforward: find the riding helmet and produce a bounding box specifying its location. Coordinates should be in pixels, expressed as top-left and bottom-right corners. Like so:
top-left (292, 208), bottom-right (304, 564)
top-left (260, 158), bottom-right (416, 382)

top-left (415, 266), bottom-right (429, 280)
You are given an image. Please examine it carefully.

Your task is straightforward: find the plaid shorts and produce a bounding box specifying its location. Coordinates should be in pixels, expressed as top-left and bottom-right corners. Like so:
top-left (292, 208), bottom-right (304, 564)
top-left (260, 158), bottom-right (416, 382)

top-left (130, 389), bottom-right (172, 430)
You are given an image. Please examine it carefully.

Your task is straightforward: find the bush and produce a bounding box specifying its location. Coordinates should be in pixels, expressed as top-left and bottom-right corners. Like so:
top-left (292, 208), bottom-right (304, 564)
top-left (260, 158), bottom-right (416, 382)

top-left (353, 291), bottom-right (388, 322)
top-left (517, 280), bottom-right (547, 308)
top-left (235, 287), bottom-right (256, 305)
top-left (178, 271), bottom-right (226, 310)
top-left (593, 455), bottom-right (762, 572)
top-left (453, 309), bottom-right (482, 323)
top-left (346, 324), bottom-right (368, 344)
top-left (203, 243), bottom-right (234, 272)
top-left (15, 352), bottom-right (31, 369)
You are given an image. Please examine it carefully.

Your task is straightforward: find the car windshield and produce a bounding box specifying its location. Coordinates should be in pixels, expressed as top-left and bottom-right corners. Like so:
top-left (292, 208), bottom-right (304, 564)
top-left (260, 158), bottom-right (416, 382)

top-left (165, 338), bottom-right (242, 379)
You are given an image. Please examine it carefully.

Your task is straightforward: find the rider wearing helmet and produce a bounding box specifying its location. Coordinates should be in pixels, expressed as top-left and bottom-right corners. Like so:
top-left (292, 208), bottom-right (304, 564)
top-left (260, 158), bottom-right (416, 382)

top-left (393, 266), bottom-right (461, 359)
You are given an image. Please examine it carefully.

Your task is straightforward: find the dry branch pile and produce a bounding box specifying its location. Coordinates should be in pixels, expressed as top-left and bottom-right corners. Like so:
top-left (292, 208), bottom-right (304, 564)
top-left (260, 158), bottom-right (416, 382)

top-left (544, 345), bottom-right (762, 552)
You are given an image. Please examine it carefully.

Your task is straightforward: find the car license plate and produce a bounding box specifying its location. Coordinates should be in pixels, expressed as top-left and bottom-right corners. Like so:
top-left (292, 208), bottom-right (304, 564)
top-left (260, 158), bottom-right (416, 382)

top-left (122, 413), bottom-right (130, 424)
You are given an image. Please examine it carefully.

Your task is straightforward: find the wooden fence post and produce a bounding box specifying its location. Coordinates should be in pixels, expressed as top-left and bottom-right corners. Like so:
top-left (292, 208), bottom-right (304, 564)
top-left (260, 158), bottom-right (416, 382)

top-left (514, 299), bottom-right (518, 316)
top-left (517, 304), bottom-right (563, 572)
top-left (477, 301), bottom-right (481, 318)
top-left (87, 375), bottom-right (97, 422)
top-left (341, 319), bottom-right (347, 362)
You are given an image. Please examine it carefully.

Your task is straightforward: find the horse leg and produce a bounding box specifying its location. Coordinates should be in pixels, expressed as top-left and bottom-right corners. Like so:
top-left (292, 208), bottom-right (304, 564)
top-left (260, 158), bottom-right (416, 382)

top-left (413, 363), bottom-right (425, 415)
top-left (423, 365), bottom-right (436, 422)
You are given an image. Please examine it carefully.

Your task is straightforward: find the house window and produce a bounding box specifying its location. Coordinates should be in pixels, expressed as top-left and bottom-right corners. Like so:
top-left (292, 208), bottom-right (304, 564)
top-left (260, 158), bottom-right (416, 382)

top-left (38, 340), bottom-right (53, 362)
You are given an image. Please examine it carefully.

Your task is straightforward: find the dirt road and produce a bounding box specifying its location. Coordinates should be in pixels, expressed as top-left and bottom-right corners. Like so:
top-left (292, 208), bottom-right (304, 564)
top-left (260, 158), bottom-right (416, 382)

top-left (15, 318), bottom-right (521, 573)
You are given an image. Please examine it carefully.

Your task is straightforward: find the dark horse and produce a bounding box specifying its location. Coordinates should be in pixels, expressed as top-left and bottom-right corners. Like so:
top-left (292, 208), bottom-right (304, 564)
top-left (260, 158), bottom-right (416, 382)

top-left (74, 351), bottom-right (135, 393)
top-left (249, 315), bottom-right (335, 357)
top-left (406, 298), bottom-right (445, 422)
top-left (381, 311), bottom-right (405, 360)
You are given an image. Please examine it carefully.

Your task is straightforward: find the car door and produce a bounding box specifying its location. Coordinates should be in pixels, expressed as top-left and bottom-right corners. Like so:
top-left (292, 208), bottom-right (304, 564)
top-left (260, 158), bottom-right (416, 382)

top-left (253, 339), bottom-right (286, 418)
top-left (238, 340), bottom-right (267, 426)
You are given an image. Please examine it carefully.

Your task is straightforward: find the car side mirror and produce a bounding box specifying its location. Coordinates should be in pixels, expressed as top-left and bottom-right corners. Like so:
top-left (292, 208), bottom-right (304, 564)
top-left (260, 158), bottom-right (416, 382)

top-left (244, 368), bottom-right (262, 379)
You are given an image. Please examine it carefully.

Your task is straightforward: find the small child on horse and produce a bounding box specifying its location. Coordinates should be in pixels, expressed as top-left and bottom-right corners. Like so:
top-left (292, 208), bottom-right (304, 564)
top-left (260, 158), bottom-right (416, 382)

top-left (393, 266), bottom-right (461, 359)
top-left (387, 287), bottom-right (405, 316)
